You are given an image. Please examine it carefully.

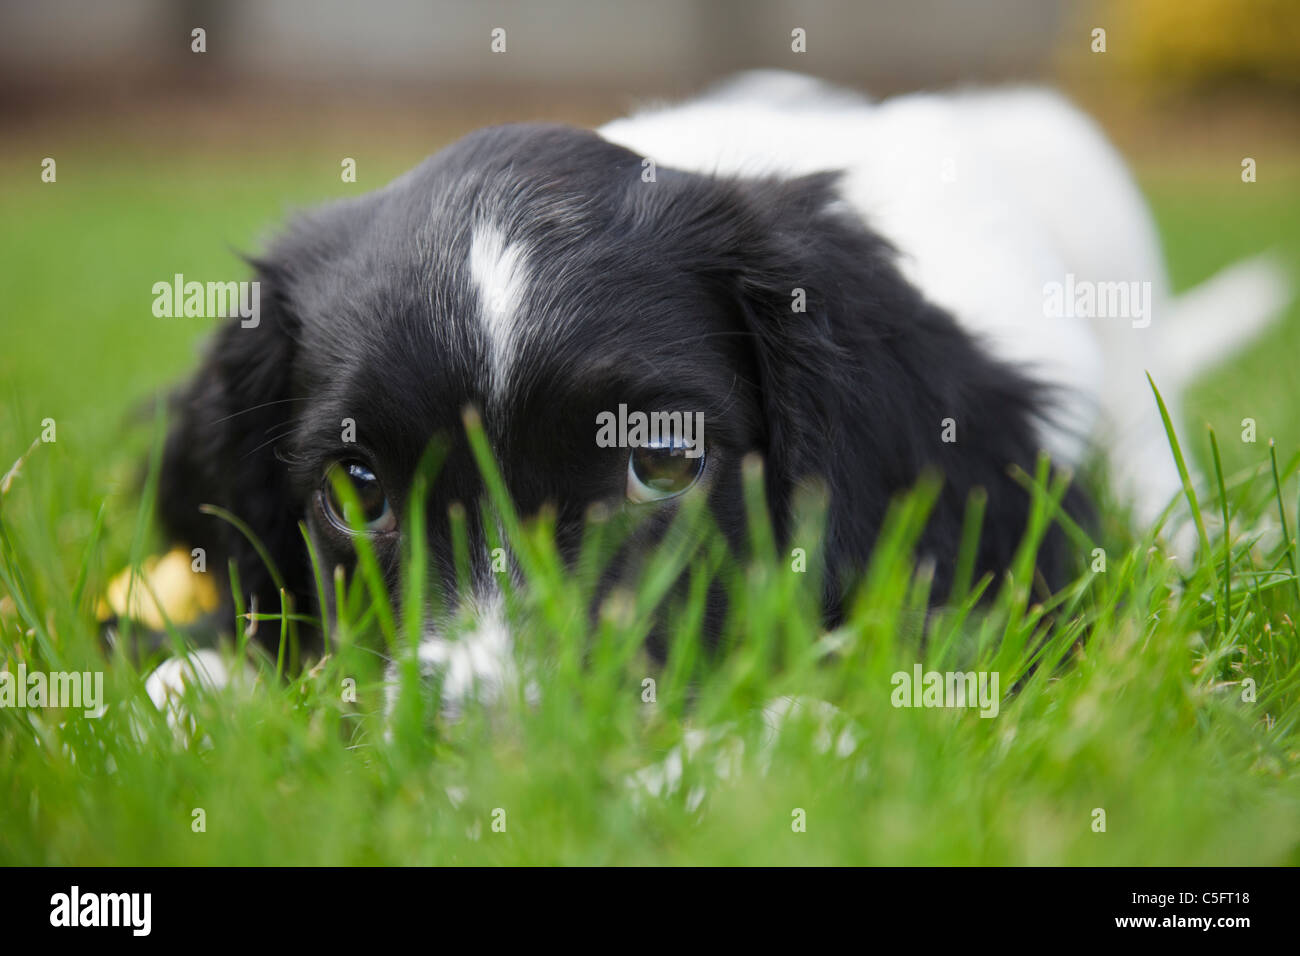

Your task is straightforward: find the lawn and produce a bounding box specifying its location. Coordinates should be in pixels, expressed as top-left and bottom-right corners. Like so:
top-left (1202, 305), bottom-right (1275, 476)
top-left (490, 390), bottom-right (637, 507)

top-left (1, 138), bottom-right (1298, 865)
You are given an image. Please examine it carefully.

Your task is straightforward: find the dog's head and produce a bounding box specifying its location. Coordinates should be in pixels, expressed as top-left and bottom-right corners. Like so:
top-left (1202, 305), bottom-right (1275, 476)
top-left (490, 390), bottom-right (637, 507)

top-left (159, 122), bottom-right (1083, 685)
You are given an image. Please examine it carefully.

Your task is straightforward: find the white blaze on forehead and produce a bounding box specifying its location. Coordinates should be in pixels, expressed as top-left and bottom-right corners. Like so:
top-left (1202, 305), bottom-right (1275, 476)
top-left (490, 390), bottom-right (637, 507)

top-left (468, 222), bottom-right (531, 400)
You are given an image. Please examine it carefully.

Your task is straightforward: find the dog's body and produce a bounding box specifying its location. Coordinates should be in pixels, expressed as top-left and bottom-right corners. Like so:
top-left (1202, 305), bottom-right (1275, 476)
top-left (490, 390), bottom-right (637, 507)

top-left (604, 72), bottom-right (1286, 528)
top-left (154, 72), bottom-right (1287, 711)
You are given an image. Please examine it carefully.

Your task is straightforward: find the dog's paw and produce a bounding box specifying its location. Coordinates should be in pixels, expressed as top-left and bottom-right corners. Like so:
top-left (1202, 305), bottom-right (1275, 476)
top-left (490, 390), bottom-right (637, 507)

top-left (628, 696), bottom-right (863, 812)
top-left (141, 649), bottom-right (246, 746)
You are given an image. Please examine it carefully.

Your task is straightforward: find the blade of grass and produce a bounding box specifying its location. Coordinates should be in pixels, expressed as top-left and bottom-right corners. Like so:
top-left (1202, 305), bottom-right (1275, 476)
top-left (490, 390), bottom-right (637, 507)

top-left (1209, 427), bottom-right (1232, 635)
top-left (1147, 372), bottom-right (1214, 570)
top-left (1269, 440), bottom-right (1300, 607)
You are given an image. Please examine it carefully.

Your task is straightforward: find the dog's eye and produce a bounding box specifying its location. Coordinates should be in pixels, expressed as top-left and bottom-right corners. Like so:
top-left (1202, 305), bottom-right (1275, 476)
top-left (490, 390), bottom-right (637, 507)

top-left (626, 441), bottom-right (705, 503)
top-left (322, 460), bottom-right (396, 533)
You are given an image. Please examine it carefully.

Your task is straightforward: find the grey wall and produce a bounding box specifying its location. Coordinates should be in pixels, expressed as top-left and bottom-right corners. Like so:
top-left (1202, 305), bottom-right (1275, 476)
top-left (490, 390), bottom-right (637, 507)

top-left (0, 0), bottom-right (1067, 94)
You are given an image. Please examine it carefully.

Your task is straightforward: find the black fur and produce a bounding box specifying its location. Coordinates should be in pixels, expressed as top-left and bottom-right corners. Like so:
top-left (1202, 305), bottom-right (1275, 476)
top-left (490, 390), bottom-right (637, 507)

top-left (158, 123), bottom-right (1088, 658)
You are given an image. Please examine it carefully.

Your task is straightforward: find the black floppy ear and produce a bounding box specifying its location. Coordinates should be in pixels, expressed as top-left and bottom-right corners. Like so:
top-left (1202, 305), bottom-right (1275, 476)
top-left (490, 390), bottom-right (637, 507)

top-left (712, 172), bottom-right (1087, 606)
top-left (157, 261), bottom-right (311, 640)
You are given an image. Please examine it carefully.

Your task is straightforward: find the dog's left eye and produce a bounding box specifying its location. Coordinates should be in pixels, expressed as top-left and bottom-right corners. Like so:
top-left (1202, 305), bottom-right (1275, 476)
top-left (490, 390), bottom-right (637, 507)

top-left (321, 460), bottom-right (396, 533)
top-left (626, 442), bottom-right (705, 503)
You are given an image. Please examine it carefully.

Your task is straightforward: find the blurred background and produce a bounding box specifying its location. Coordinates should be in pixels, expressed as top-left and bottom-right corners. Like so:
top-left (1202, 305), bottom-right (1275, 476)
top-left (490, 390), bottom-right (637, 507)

top-left (4, 0), bottom-right (1298, 137)
top-left (1, 0), bottom-right (1299, 519)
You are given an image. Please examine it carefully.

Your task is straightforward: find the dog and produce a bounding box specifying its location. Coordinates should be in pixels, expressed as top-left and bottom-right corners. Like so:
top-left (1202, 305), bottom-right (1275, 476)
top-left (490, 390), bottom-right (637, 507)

top-left (151, 71), bottom-right (1288, 713)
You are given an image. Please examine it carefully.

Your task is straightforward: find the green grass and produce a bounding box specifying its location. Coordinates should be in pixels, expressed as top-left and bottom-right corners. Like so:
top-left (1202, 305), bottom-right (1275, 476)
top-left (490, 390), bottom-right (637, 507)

top-left (1, 148), bottom-right (1299, 865)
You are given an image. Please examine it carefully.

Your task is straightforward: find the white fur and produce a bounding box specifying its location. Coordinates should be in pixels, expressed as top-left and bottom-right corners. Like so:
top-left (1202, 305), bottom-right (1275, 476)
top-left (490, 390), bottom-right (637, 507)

top-left (629, 696), bottom-right (861, 809)
top-left (385, 556), bottom-right (531, 721)
top-left (144, 648), bottom-right (231, 713)
top-left (410, 591), bottom-right (515, 719)
top-left (468, 222), bottom-right (532, 403)
top-left (141, 648), bottom-right (241, 746)
top-left (600, 70), bottom-right (1290, 542)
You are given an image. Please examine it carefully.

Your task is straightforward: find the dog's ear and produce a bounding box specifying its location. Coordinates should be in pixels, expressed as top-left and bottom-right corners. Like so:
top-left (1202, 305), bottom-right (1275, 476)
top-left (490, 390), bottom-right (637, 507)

top-left (157, 259), bottom-right (311, 633)
top-left (686, 171), bottom-right (1086, 605)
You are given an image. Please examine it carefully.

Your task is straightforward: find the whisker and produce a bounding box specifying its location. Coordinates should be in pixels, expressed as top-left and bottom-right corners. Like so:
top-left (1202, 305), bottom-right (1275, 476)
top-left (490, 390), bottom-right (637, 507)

top-left (241, 420), bottom-right (298, 461)
top-left (210, 396), bottom-right (310, 427)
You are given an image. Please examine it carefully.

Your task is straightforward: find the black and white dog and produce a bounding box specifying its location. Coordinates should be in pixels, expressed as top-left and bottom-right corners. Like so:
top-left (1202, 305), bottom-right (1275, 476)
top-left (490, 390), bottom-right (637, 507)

top-left (153, 71), bottom-right (1286, 709)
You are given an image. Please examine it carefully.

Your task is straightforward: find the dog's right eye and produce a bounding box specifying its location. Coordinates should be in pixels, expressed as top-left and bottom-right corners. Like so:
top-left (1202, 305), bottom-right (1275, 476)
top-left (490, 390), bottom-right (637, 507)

top-left (321, 460), bottom-right (396, 534)
top-left (626, 441), bottom-right (705, 503)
